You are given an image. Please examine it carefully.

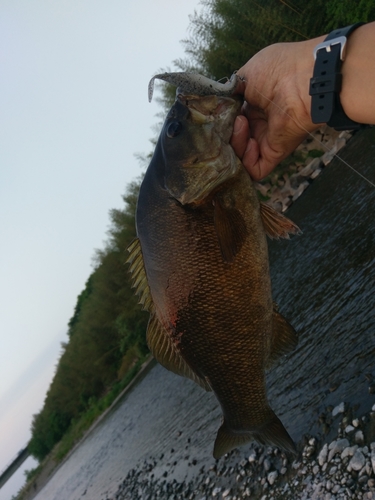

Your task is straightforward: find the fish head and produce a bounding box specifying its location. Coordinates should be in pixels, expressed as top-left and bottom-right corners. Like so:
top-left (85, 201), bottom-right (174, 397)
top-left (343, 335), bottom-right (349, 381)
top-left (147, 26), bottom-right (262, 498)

top-left (159, 94), bottom-right (243, 206)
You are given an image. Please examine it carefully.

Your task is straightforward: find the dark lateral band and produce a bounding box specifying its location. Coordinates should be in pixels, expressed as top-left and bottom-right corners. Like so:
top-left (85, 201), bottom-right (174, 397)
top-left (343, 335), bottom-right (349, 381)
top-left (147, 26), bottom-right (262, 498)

top-left (309, 23), bottom-right (365, 130)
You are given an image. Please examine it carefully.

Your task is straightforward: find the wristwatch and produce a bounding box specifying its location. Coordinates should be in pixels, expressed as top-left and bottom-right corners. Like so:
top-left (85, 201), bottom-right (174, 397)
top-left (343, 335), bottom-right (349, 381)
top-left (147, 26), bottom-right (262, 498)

top-left (309, 23), bottom-right (365, 130)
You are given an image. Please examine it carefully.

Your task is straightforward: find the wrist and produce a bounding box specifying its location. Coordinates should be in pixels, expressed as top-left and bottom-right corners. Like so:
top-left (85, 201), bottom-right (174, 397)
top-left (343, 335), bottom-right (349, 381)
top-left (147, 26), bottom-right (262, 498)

top-left (309, 24), bottom-right (365, 130)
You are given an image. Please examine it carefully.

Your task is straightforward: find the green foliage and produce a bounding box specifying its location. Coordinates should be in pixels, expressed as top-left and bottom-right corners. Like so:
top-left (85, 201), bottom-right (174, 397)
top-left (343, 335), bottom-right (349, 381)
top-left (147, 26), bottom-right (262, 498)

top-left (29, 180), bottom-right (148, 461)
top-left (53, 358), bottom-right (146, 461)
top-left (325, 0), bottom-right (375, 30)
top-left (308, 149), bottom-right (324, 158)
top-left (24, 465), bottom-right (42, 482)
top-left (156, 0), bottom-right (375, 115)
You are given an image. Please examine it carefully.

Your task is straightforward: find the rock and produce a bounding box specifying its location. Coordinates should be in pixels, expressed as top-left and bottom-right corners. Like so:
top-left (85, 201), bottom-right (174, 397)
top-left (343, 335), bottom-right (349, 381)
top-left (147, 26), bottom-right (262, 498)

top-left (332, 402), bottom-right (345, 417)
top-left (299, 158), bottom-right (321, 177)
top-left (222, 488), bottom-right (231, 498)
top-left (371, 449), bottom-right (375, 474)
top-left (348, 450), bottom-right (366, 471)
top-left (263, 458), bottom-right (271, 472)
top-left (345, 425), bottom-right (355, 434)
top-left (248, 451), bottom-right (257, 463)
top-left (310, 168), bottom-right (322, 179)
top-left (328, 438), bottom-right (349, 461)
top-left (318, 444), bottom-right (328, 466)
top-left (355, 430), bottom-right (364, 444)
top-left (254, 182), bottom-right (271, 197)
top-left (341, 445), bottom-right (358, 459)
top-left (338, 130), bottom-right (352, 141)
top-left (292, 181), bottom-right (309, 201)
top-left (267, 471), bottom-right (278, 485)
top-left (334, 137), bottom-right (347, 152)
top-left (321, 150), bottom-right (335, 166)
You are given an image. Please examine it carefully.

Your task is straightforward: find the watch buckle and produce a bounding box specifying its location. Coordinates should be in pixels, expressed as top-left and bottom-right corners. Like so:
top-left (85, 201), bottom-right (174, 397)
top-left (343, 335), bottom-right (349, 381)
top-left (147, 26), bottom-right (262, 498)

top-left (313, 36), bottom-right (347, 61)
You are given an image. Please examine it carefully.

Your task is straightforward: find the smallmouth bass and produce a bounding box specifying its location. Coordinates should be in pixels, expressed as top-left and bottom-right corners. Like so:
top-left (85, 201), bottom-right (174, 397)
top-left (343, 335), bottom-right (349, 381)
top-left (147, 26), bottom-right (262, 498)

top-left (128, 75), bottom-right (299, 458)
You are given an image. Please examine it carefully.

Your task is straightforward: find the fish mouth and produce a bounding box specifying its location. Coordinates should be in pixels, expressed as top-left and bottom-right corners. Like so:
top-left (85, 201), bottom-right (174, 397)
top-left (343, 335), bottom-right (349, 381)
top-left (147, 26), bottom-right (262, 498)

top-left (178, 93), bottom-right (242, 170)
top-left (177, 94), bottom-right (242, 123)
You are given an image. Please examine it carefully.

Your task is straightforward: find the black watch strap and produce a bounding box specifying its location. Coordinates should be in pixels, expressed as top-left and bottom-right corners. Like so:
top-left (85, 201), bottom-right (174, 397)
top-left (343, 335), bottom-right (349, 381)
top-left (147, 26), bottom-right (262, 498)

top-left (309, 23), bottom-right (365, 130)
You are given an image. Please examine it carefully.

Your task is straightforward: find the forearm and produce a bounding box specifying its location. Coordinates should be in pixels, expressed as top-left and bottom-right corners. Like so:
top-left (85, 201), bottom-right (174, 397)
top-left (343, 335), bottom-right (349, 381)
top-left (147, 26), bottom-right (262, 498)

top-left (340, 22), bottom-right (375, 125)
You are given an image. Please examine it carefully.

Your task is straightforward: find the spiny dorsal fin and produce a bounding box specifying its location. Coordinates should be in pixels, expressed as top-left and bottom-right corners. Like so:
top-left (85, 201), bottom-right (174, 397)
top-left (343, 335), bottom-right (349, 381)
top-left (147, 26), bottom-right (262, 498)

top-left (266, 309), bottom-right (299, 368)
top-left (126, 238), bottom-right (153, 312)
top-left (147, 314), bottom-right (212, 392)
top-left (213, 199), bottom-right (247, 263)
top-left (260, 202), bottom-right (301, 239)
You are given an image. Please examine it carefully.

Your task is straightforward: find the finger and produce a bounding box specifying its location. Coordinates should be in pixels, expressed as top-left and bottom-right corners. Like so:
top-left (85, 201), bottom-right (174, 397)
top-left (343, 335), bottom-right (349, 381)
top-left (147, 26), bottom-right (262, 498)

top-left (230, 115), bottom-right (249, 159)
top-left (241, 138), bottom-right (268, 181)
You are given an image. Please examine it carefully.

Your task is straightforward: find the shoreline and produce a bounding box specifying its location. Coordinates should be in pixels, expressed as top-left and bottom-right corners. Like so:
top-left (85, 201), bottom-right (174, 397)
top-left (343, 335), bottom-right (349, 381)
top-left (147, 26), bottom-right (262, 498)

top-left (17, 356), bottom-right (157, 500)
top-left (105, 401), bottom-right (375, 499)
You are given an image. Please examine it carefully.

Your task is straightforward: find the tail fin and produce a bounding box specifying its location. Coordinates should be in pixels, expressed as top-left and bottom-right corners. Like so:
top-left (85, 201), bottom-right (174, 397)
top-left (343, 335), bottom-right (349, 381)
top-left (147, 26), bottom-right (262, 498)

top-left (213, 410), bottom-right (296, 459)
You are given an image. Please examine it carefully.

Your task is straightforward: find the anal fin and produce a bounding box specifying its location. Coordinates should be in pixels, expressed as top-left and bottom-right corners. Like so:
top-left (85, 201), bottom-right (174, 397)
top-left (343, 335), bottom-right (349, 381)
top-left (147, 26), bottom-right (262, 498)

top-left (147, 314), bottom-right (212, 392)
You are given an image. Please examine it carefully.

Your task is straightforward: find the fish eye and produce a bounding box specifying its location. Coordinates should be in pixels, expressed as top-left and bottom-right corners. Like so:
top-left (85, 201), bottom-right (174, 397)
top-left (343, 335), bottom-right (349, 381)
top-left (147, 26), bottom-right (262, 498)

top-left (166, 121), bottom-right (182, 138)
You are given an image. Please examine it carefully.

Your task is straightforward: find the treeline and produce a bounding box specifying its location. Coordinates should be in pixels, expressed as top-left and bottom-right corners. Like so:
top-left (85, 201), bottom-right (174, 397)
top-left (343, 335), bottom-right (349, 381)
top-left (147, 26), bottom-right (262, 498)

top-left (28, 182), bottom-right (149, 460)
top-left (28, 0), bottom-right (375, 462)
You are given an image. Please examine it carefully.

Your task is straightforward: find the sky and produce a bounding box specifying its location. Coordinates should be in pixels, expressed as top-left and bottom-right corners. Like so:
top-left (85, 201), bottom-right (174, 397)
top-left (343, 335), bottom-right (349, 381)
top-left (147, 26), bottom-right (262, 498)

top-left (0, 0), bottom-right (203, 497)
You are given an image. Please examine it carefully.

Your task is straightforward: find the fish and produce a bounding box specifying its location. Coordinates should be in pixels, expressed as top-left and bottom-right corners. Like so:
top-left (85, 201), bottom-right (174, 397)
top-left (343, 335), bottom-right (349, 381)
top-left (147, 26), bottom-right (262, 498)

top-left (127, 73), bottom-right (300, 458)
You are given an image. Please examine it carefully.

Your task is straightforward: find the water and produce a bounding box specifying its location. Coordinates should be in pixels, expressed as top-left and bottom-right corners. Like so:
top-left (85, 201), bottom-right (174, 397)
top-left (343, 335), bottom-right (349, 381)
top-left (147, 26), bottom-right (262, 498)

top-left (32, 128), bottom-right (375, 500)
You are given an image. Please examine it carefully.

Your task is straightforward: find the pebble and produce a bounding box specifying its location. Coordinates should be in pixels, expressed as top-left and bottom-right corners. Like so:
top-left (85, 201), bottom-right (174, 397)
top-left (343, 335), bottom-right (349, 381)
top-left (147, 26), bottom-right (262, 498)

top-left (349, 450), bottom-right (366, 471)
top-left (355, 430), bottom-right (365, 444)
top-left (332, 402), bottom-right (346, 417)
top-left (328, 438), bottom-right (349, 461)
top-left (318, 443), bottom-right (328, 466)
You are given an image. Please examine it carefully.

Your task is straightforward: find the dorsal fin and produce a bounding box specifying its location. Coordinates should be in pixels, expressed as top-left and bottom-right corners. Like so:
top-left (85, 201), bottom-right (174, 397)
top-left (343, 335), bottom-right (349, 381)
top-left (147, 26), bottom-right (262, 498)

top-left (126, 238), bottom-right (153, 312)
top-left (213, 199), bottom-right (247, 262)
top-left (260, 202), bottom-right (301, 239)
top-left (147, 314), bottom-right (212, 392)
top-left (266, 309), bottom-right (299, 368)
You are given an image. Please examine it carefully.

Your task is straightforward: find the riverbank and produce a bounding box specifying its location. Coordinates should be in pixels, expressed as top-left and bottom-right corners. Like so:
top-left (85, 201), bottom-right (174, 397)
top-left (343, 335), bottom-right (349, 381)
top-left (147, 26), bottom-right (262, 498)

top-left (106, 401), bottom-right (375, 499)
top-left (254, 125), bottom-right (353, 213)
top-left (16, 356), bottom-right (156, 500)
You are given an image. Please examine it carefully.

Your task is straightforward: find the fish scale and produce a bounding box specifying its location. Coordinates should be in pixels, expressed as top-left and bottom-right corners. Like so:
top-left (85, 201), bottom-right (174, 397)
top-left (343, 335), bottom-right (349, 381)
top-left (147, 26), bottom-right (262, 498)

top-left (128, 86), bottom-right (300, 458)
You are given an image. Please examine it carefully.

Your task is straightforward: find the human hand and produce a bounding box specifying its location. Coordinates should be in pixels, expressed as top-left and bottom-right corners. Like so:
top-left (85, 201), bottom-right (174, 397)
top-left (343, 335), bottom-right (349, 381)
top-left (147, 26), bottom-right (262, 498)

top-left (231, 37), bottom-right (324, 180)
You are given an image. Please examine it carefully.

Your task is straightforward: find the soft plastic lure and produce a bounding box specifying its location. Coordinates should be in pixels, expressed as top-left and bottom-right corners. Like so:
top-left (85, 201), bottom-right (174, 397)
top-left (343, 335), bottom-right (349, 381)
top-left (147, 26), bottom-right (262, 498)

top-left (148, 72), bottom-right (241, 102)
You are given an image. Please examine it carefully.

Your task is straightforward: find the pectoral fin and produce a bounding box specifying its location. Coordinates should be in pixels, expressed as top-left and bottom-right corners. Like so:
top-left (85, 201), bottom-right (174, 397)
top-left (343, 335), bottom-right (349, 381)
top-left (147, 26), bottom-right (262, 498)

top-left (266, 309), bottom-right (299, 368)
top-left (147, 314), bottom-right (212, 392)
top-left (214, 199), bottom-right (247, 262)
top-left (126, 238), bottom-right (153, 312)
top-left (260, 202), bottom-right (301, 239)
